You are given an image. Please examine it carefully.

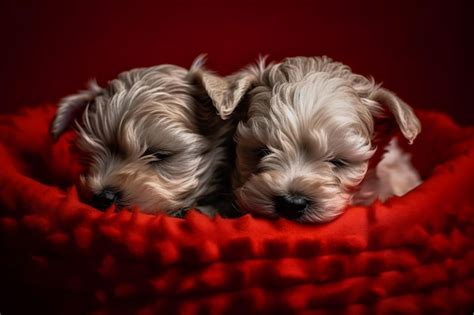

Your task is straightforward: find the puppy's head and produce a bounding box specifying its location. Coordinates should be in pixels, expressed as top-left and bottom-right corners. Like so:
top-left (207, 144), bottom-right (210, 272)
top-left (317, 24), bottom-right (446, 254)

top-left (51, 57), bottom-right (233, 214)
top-left (224, 56), bottom-right (421, 222)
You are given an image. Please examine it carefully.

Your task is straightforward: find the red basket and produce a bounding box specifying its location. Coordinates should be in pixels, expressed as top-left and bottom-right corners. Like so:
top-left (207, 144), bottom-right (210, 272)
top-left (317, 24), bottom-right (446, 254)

top-left (1, 105), bottom-right (473, 314)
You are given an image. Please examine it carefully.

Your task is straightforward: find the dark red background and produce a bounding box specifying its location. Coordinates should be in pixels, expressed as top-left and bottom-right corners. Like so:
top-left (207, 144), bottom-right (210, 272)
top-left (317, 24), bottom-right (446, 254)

top-left (1, 0), bottom-right (472, 125)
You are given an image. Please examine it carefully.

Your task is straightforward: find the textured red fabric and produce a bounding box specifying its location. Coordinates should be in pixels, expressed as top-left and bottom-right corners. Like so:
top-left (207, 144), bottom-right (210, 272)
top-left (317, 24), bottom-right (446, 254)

top-left (0, 105), bottom-right (473, 315)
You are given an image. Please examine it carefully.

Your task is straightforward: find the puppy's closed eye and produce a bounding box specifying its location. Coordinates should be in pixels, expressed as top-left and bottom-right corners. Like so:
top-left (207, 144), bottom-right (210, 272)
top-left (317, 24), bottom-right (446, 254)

top-left (329, 158), bottom-right (348, 168)
top-left (143, 148), bottom-right (174, 165)
top-left (256, 147), bottom-right (272, 160)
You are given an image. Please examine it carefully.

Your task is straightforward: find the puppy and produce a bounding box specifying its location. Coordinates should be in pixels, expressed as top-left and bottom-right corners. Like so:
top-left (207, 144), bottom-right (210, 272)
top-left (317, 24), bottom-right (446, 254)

top-left (51, 57), bottom-right (236, 216)
top-left (214, 56), bottom-right (422, 222)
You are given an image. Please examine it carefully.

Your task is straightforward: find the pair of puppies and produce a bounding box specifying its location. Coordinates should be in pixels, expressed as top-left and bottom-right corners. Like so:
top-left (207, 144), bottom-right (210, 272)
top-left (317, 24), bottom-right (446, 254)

top-left (51, 56), bottom-right (421, 222)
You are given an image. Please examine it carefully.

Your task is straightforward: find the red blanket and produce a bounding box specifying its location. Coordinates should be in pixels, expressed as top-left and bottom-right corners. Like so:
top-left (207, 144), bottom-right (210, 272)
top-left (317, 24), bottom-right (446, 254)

top-left (1, 105), bottom-right (473, 314)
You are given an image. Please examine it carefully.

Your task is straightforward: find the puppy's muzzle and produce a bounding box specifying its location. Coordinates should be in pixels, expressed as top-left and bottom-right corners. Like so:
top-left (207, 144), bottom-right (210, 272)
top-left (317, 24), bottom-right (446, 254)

top-left (274, 194), bottom-right (310, 220)
top-left (92, 187), bottom-right (122, 211)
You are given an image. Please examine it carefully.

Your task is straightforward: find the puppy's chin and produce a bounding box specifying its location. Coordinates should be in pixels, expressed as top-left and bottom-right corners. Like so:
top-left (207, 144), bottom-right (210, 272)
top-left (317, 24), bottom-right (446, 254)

top-left (236, 187), bottom-right (349, 223)
top-left (235, 184), bottom-right (279, 219)
top-left (78, 173), bottom-right (196, 214)
top-left (299, 202), bottom-right (347, 223)
top-left (80, 186), bottom-right (189, 214)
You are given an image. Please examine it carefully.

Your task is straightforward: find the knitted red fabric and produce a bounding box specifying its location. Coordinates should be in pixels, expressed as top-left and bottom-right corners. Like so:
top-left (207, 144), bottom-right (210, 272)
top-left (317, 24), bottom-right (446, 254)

top-left (0, 105), bottom-right (473, 315)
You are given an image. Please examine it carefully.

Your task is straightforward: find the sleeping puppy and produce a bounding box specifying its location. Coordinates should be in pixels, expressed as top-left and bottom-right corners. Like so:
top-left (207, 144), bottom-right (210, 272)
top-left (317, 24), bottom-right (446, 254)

top-left (208, 56), bottom-right (422, 222)
top-left (51, 57), bottom-right (235, 216)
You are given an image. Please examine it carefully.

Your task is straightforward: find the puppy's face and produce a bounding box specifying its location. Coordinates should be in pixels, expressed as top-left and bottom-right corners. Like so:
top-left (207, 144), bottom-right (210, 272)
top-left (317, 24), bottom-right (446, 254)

top-left (230, 57), bottom-right (421, 222)
top-left (51, 61), bottom-right (230, 214)
top-left (235, 76), bottom-right (375, 222)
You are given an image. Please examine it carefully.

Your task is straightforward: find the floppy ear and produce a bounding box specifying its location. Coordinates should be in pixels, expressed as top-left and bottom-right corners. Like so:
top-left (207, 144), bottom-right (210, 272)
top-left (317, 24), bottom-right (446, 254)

top-left (369, 87), bottom-right (421, 144)
top-left (51, 81), bottom-right (102, 140)
top-left (195, 71), bottom-right (255, 120)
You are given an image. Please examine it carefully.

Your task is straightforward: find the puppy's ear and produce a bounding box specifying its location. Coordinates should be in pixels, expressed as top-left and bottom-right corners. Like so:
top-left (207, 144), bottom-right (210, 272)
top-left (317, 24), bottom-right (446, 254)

top-left (189, 55), bottom-right (256, 119)
top-left (197, 72), bottom-right (254, 119)
top-left (51, 81), bottom-right (102, 140)
top-left (368, 87), bottom-right (421, 144)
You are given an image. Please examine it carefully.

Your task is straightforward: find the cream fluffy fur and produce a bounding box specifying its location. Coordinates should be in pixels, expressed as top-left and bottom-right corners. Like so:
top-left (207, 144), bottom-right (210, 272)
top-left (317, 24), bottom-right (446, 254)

top-left (51, 56), bottom-right (421, 221)
top-left (51, 57), bottom-right (234, 215)
top-left (221, 56), bottom-right (422, 222)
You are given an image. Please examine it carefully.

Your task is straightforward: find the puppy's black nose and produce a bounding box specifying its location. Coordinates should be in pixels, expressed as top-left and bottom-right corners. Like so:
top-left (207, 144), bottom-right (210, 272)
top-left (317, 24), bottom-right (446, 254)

top-left (92, 187), bottom-right (122, 210)
top-left (274, 194), bottom-right (309, 220)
